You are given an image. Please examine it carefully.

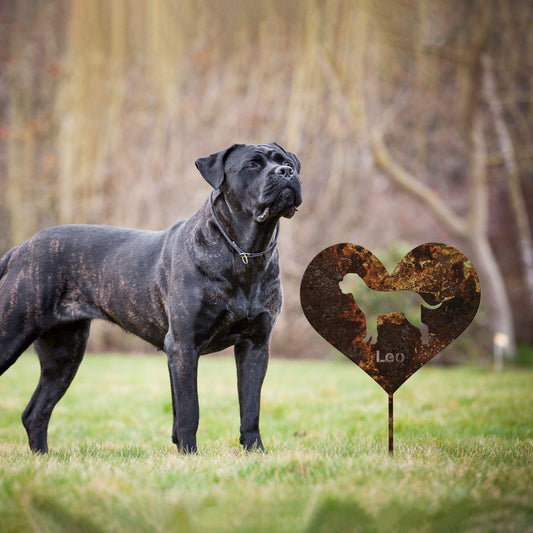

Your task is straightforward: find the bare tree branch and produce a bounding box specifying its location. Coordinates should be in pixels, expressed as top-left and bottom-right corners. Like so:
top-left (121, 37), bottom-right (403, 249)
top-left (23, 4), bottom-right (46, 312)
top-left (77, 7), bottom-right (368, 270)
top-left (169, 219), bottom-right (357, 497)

top-left (482, 53), bottom-right (533, 305)
top-left (369, 129), bottom-right (469, 238)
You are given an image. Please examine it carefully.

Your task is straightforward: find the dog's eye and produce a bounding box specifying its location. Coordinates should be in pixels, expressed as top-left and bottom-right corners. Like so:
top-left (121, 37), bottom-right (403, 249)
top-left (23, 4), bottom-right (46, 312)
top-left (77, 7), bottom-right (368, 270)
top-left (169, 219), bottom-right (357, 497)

top-left (247, 161), bottom-right (260, 169)
top-left (285, 161), bottom-right (294, 169)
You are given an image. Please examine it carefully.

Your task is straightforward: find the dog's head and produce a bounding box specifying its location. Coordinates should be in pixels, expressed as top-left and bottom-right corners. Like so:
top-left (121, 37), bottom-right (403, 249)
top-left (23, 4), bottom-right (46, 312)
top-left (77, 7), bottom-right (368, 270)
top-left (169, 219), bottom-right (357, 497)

top-left (195, 143), bottom-right (302, 223)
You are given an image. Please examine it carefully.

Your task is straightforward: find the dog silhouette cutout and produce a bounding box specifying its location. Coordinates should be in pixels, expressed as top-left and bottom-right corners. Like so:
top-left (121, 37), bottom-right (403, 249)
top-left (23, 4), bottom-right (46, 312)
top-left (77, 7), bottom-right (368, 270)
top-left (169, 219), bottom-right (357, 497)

top-left (340, 273), bottom-right (443, 345)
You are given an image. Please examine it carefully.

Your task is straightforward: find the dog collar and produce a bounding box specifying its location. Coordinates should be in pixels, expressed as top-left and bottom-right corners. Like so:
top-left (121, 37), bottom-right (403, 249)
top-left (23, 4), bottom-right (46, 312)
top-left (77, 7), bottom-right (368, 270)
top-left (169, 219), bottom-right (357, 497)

top-left (209, 191), bottom-right (279, 265)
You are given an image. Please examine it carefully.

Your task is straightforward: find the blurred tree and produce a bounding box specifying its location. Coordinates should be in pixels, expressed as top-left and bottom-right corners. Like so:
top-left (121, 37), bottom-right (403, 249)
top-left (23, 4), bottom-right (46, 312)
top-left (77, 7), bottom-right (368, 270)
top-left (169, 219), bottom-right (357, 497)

top-left (0, 0), bottom-right (530, 359)
top-left (363, 0), bottom-right (533, 365)
top-left (3, 0), bottom-right (62, 245)
top-left (482, 54), bottom-right (533, 310)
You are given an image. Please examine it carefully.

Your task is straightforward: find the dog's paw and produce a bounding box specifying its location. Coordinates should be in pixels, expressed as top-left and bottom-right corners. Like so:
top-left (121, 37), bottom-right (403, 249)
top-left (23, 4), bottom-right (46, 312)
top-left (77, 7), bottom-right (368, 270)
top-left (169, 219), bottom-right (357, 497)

top-left (240, 434), bottom-right (265, 453)
top-left (173, 434), bottom-right (197, 454)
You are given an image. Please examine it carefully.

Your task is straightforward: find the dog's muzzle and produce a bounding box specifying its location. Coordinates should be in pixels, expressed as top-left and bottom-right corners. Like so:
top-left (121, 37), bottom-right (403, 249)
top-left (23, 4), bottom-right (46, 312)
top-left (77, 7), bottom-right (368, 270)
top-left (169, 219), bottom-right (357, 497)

top-left (255, 166), bottom-right (302, 223)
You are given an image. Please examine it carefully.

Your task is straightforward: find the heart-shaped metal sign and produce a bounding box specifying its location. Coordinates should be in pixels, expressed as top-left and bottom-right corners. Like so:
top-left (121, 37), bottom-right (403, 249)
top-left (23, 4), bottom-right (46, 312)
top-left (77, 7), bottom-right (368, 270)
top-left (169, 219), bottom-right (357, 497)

top-left (300, 243), bottom-right (481, 452)
top-left (301, 243), bottom-right (480, 392)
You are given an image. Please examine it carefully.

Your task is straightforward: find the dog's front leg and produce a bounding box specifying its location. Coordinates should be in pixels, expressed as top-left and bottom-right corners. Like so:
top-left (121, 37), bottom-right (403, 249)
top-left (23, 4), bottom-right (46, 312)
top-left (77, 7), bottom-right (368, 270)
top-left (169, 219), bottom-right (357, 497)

top-left (165, 336), bottom-right (199, 453)
top-left (235, 340), bottom-right (269, 451)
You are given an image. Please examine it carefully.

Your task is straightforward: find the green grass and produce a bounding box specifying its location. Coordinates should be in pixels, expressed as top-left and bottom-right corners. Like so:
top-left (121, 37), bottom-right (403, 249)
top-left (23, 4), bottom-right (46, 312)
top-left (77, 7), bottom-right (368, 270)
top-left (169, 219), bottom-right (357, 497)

top-left (0, 353), bottom-right (532, 532)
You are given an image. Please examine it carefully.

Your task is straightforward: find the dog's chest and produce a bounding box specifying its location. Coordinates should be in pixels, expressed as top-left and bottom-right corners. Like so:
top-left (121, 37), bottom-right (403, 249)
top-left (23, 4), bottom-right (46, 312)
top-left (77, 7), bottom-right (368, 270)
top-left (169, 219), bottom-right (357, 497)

top-left (217, 281), bottom-right (279, 328)
top-left (196, 278), bottom-right (281, 354)
top-left (226, 284), bottom-right (258, 319)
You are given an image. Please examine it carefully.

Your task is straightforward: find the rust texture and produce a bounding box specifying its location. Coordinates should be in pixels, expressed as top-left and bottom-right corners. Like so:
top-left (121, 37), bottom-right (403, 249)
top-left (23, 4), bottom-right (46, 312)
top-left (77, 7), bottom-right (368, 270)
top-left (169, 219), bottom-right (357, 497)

top-left (300, 243), bottom-right (481, 394)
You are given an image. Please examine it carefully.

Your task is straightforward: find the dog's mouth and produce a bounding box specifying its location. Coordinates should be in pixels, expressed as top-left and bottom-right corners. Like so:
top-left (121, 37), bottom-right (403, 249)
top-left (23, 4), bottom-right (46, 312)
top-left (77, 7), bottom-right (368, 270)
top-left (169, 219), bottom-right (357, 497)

top-left (255, 205), bottom-right (298, 223)
top-left (255, 206), bottom-right (272, 223)
top-left (254, 187), bottom-right (301, 223)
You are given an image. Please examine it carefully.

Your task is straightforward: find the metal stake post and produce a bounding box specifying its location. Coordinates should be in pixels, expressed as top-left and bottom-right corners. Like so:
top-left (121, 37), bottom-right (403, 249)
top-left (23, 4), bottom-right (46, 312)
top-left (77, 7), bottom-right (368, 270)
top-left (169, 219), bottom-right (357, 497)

top-left (388, 393), bottom-right (394, 455)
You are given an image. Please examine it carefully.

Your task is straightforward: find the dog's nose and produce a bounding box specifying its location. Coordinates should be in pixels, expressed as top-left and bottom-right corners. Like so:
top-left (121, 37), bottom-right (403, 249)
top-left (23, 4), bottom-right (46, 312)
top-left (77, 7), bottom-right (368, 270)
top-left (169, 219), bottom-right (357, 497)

top-left (275, 165), bottom-right (294, 179)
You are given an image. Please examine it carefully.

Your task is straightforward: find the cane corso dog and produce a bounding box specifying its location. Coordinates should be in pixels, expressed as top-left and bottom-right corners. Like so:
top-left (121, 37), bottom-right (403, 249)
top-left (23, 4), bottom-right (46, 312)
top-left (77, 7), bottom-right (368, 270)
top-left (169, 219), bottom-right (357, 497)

top-left (0, 143), bottom-right (302, 453)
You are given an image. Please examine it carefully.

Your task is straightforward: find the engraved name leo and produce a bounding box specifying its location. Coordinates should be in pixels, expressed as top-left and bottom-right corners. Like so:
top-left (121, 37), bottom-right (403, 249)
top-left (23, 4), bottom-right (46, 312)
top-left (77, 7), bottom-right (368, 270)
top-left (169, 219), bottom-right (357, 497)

top-left (376, 351), bottom-right (406, 363)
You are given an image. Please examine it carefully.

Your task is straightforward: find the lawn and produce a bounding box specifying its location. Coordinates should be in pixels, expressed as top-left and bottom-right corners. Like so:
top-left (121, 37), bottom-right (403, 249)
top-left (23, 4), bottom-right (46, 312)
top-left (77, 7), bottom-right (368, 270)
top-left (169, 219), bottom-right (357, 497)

top-left (0, 353), bottom-right (531, 532)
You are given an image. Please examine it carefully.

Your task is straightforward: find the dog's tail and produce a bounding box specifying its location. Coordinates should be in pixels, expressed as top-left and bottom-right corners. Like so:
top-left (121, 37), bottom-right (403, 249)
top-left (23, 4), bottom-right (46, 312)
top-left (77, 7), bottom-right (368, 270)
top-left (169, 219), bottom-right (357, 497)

top-left (0, 247), bottom-right (16, 375)
top-left (0, 247), bottom-right (15, 282)
top-left (421, 301), bottom-right (443, 310)
top-left (0, 245), bottom-right (35, 377)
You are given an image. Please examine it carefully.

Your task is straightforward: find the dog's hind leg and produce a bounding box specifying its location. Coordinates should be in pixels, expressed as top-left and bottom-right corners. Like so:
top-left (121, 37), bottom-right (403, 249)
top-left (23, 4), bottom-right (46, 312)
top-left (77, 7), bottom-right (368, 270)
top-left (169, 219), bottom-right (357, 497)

top-left (22, 320), bottom-right (90, 453)
top-left (0, 332), bottom-right (37, 376)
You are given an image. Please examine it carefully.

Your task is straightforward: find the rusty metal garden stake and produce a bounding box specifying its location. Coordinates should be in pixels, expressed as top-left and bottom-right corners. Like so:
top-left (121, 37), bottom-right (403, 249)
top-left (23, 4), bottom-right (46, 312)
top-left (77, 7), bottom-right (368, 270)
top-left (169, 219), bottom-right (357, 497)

top-left (389, 393), bottom-right (394, 455)
top-left (300, 243), bottom-right (481, 454)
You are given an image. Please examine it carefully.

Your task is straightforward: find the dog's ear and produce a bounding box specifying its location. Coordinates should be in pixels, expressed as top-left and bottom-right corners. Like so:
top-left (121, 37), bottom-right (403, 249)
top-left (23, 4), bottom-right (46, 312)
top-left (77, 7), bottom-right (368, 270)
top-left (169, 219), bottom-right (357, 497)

top-left (269, 142), bottom-right (301, 173)
top-left (195, 144), bottom-right (244, 188)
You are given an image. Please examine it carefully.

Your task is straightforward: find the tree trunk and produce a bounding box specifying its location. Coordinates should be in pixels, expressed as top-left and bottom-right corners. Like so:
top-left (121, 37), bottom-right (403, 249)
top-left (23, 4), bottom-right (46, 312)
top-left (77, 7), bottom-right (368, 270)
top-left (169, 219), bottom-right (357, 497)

top-left (369, 108), bottom-right (517, 367)
top-left (470, 235), bottom-right (515, 369)
top-left (468, 111), bottom-right (516, 366)
top-left (482, 54), bottom-right (533, 309)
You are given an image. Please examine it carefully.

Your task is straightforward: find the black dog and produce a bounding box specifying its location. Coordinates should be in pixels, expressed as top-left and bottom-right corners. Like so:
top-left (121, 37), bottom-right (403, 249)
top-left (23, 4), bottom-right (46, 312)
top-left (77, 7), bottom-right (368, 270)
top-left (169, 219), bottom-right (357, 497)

top-left (0, 143), bottom-right (302, 453)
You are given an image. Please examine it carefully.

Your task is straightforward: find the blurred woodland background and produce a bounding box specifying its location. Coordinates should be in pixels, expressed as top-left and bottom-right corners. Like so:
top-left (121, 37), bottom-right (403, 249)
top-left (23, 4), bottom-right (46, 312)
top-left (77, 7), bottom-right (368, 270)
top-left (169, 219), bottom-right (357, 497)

top-left (0, 0), bottom-right (532, 364)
